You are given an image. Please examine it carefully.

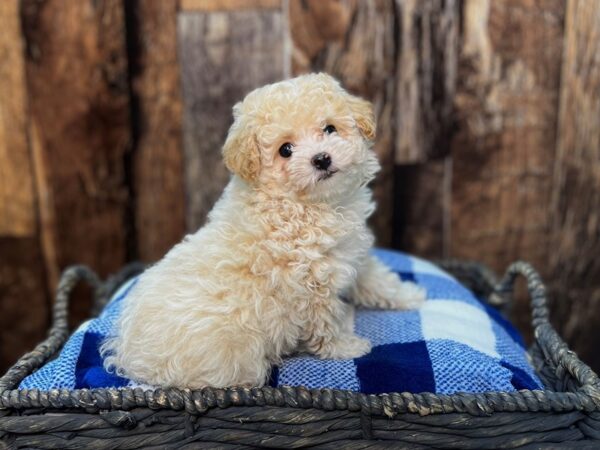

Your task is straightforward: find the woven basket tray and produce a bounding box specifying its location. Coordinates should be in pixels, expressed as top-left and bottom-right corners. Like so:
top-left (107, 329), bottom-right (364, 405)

top-left (1, 260), bottom-right (599, 449)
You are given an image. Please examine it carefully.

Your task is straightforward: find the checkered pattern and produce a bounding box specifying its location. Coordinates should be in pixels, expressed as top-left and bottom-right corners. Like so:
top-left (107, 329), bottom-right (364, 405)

top-left (20, 249), bottom-right (542, 394)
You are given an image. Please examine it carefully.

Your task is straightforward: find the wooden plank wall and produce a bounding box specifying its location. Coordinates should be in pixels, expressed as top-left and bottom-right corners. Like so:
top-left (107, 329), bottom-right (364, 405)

top-left (450, 0), bottom-right (566, 335)
top-left (2, 0), bottom-right (600, 375)
top-left (125, 0), bottom-right (186, 262)
top-left (549, 0), bottom-right (600, 370)
top-left (20, 0), bottom-right (132, 326)
top-left (0, 0), bottom-right (48, 369)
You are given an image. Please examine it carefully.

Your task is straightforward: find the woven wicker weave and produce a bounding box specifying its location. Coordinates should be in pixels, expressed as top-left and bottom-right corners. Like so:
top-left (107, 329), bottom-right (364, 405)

top-left (1, 260), bottom-right (599, 449)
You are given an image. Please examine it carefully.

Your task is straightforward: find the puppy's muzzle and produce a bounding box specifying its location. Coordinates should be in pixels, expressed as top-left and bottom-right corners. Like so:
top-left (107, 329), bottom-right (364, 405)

top-left (312, 152), bottom-right (332, 171)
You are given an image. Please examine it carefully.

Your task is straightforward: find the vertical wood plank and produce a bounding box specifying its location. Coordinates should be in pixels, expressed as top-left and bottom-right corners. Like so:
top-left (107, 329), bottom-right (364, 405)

top-left (393, 160), bottom-right (450, 258)
top-left (0, 1), bottom-right (50, 371)
top-left (549, 0), bottom-right (600, 372)
top-left (394, 0), bottom-right (459, 163)
top-left (20, 0), bottom-right (132, 323)
top-left (450, 0), bottom-right (565, 336)
top-left (0, 0), bottom-right (36, 237)
top-left (126, 0), bottom-right (186, 262)
top-left (450, 0), bottom-right (565, 269)
top-left (178, 6), bottom-right (287, 230)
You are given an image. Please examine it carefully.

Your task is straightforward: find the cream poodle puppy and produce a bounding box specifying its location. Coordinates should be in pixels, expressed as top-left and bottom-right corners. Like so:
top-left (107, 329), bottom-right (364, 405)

top-left (102, 73), bottom-right (425, 389)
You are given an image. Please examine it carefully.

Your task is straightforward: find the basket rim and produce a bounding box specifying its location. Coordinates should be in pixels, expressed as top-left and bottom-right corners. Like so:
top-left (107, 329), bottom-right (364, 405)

top-left (2, 260), bottom-right (600, 417)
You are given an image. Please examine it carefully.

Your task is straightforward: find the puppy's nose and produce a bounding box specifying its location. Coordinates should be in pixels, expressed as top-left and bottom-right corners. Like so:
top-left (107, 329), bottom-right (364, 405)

top-left (312, 152), bottom-right (332, 171)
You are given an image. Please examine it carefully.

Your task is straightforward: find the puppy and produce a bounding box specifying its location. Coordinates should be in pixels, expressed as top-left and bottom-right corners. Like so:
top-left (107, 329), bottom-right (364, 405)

top-left (102, 73), bottom-right (425, 389)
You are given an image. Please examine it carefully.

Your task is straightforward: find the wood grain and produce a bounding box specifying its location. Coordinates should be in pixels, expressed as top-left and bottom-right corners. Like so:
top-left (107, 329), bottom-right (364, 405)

top-left (393, 0), bottom-right (459, 164)
top-left (0, 0), bottom-right (36, 237)
top-left (180, 0), bottom-right (281, 12)
top-left (450, 0), bottom-right (565, 270)
top-left (549, 0), bottom-right (600, 372)
top-left (0, 238), bottom-right (50, 371)
top-left (178, 9), bottom-right (287, 230)
top-left (449, 0), bottom-right (566, 337)
top-left (20, 0), bottom-right (132, 328)
top-left (393, 159), bottom-right (450, 258)
top-left (0, 1), bottom-right (50, 371)
top-left (126, 0), bottom-right (186, 262)
top-left (289, 0), bottom-right (352, 74)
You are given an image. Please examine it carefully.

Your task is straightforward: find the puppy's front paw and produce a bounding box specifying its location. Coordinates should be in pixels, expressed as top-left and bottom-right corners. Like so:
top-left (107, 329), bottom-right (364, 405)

top-left (354, 269), bottom-right (426, 310)
top-left (351, 259), bottom-right (428, 310)
top-left (318, 334), bottom-right (372, 360)
top-left (391, 280), bottom-right (427, 310)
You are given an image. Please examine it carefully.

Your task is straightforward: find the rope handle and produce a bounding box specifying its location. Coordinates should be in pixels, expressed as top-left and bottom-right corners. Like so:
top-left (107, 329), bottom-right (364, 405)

top-left (495, 261), bottom-right (549, 329)
top-left (0, 266), bottom-right (100, 392)
top-left (0, 263), bottom-right (145, 393)
top-left (496, 261), bottom-right (600, 395)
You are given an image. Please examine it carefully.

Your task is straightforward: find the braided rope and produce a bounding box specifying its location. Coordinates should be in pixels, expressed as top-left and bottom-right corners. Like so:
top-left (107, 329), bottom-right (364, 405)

top-left (0, 266), bottom-right (100, 393)
top-left (497, 261), bottom-right (600, 397)
top-left (1, 261), bottom-right (599, 417)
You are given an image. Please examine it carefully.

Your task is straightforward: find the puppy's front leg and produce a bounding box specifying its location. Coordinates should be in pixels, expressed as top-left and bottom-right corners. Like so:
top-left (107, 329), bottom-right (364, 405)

top-left (301, 295), bottom-right (371, 359)
top-left (349, 256), bottom-right (426, 310)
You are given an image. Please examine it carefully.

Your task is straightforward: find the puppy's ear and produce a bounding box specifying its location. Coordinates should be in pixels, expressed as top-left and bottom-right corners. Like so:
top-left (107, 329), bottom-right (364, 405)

top-left (222, 103), bottom-right (260, 183)
top-left (346, 94), bottom-right (376, 141)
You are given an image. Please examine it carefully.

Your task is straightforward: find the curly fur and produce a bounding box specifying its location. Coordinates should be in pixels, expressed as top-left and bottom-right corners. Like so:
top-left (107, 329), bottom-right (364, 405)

top-left (102, 73), bottom-right (425, 388)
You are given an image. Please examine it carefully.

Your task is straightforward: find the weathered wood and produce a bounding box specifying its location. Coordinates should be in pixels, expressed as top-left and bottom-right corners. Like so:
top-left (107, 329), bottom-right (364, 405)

top-left (449, 0), bottom-right (566, 339)
top-left (180, 0), bottom-right (281, 12)
top-left (0, 0), bottom-right (36, 237)
top-left (391, 0), bottom-right (459, 254)
top-left (178, 8), bottom-right (287, 230)
top-left (0, 237), bottom-right (49, 371)
top-left (126, 0), bottom-right (186, 262)
top-left (393, 159), bottom-right (450, 259)
top-left (289, 0), bottom-right (352, 75)
top-left (393, 0), bottom-right (459, 164)
top-left (449, 0), bottom-right (565, 272)
top-left (549, 0), bottom-right (600, 372)
top-left (0, 0), bottom-right (50, 372)
top-left (20, 0), bottom-right (132, 323)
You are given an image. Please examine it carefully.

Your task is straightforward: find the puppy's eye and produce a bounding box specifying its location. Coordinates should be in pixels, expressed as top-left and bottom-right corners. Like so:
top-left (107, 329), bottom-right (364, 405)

top-left (279, 143), bottom-right (293, 158)
top-left (324, 124), bottom-right (337, 134)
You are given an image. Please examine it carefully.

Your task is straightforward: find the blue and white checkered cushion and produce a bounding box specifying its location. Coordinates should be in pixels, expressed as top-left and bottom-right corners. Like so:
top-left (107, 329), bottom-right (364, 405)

top-left (20, 249), bottom-right (542, 394)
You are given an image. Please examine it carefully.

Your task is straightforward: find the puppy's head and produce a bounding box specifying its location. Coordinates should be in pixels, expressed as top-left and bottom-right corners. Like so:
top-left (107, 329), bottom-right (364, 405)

top-left (222, 73), bottom-right (380, 201)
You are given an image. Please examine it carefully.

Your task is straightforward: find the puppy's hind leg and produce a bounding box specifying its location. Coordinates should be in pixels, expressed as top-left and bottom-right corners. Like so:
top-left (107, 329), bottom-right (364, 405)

top-left (181, 324), bottom-right (272, 389)
top-left (349, 256), bottom-right (425, 310)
